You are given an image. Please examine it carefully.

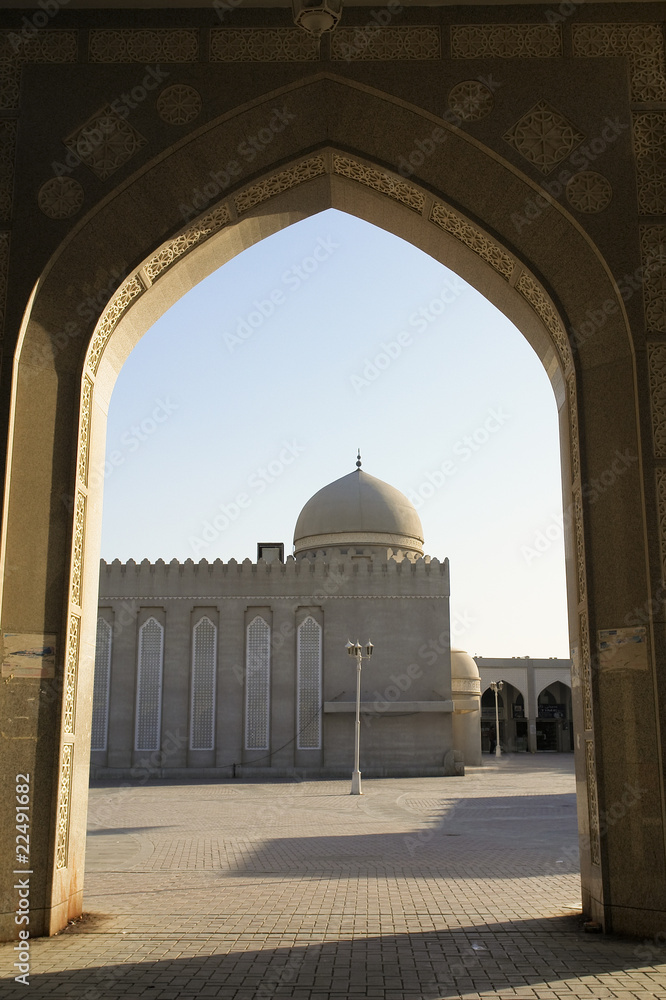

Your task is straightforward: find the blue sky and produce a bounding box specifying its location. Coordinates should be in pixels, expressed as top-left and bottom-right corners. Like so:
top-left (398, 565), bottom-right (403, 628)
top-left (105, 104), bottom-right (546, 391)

top-left (101, 208), bottom-right (569, 658)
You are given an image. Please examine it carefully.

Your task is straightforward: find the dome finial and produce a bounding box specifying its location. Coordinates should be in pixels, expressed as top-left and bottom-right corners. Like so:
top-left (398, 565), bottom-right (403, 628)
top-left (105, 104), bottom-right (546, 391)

top-left (356, 448), bottom-right (362, 469)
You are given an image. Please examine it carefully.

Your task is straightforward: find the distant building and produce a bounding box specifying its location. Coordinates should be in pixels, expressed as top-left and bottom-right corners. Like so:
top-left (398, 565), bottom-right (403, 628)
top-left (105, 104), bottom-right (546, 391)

top-left (475, 657), bottom-right (574, 753)
top-left (91, 458), bottom-right (483, 779)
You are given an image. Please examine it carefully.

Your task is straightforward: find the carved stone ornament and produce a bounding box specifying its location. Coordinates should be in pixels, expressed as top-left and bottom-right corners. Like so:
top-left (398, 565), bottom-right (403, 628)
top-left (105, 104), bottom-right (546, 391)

top-left (55, 743), bottom-right (73, 869)
top-left (447, 81), bottom-right (494, 122)
top-left (330, 26), bottom-right (440, 61)
top-left (504, 101), bottom-right (584, 175)
top-left (0, 120), bottom-right (17, 220)
top-left (633, 112), bottom-right (666, 216)
top-left (430, 202), bottom-right (514, 279)
top-left (648, 342), bottom-right (666, 457)
top-left (210, 28), bottom-right (318, 62)
top-left (37, 177), bottom-right (84, 220)
top-left (641, 226), bottom-right (666, 334)
top-left (334, 155), bottom-right (425, 213)
top-left (235, 156), bottom-right (326, 214)
top-left (157, 84), bottom-right (202, 125)
top-left (451, 24), bottom-right (561, 59)
top-left (64, 106), bottom-right (147, 181)
top-left (572, 24), bottom-right (666, 104)
top-left (89, 29), bottom-right (198, 63)
top-left (565, 172), bottom-right (613, 214)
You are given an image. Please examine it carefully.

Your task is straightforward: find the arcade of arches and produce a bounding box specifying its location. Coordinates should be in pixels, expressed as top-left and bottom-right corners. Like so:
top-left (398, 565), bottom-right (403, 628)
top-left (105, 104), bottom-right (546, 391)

top-left (0, 0), bottom-right (665, 941)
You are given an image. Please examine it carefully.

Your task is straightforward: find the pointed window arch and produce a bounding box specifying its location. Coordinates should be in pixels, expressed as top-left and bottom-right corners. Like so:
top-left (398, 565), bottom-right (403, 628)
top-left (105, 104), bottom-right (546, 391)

top-left (297, 616), bottom-right (322, 750)
top-left (91, 616), bottom-right (112, 751)
top-left (245, 616), bottom-right (271, 751)
top-left (135, 617), bottom-right (164, 751)
top-left (190, 616), bottom-right (217, 751)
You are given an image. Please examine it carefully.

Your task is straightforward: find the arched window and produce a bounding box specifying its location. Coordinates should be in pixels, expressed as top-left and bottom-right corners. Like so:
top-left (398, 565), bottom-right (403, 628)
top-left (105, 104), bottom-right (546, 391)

top-left (91, 617), bottom-right (112, 751)
top-left (297, 616), bottom-right (322, 750)
top-left (190, 616), bottom-right (217, 750)
top-left (245, 616), bottom-right (270, 750)
top-left (135, 617), bottom-right (164, 751)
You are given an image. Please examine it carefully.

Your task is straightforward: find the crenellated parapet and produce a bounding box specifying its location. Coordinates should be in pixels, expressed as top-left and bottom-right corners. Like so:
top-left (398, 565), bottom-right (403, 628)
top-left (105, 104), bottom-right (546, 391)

top-left (98, 549), bottom-right (450, 600)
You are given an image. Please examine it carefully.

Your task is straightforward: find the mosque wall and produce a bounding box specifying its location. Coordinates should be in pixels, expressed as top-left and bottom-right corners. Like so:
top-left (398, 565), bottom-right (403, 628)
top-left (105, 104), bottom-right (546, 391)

top-left (92, 549), bottom-right (463, 778)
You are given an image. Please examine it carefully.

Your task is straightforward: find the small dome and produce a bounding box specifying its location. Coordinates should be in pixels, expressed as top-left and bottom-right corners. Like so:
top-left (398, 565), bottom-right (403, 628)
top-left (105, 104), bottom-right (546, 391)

top-left (451, 650), bottom-right (480, 680)
top-left (293, 467), bottom-right (424, 556)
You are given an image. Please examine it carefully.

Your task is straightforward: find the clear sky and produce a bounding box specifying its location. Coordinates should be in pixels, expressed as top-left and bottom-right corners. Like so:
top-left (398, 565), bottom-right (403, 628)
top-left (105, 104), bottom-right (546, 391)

top-left (101, 208), bottom-right (569, 659)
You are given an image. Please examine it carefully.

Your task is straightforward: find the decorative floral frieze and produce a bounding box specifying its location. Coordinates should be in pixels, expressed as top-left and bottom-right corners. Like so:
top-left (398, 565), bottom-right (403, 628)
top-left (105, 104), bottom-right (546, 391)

top-left (63, 615), bottom-right (80, 736)
top-left (641, 226), bottom-right (666, 334)
top-left (70, 492), bottom-right (86, 608)
top-left (451, 24), bottom-right (561, 59)
top-left (656, 468), bottom-right (666, 582)
top-left (55, 743), bottom-right (73, 869)
top-left (633, 113), bottom-right (666, 216)
top-left (64, 106), bottom-right (147, 181)
top-left (87, 274), bottom-right (144, 374)
top-left (574, 488), bottom-right (587, 606)
top-left (78, 376), bottom-right (93, 488)
top-left (585, 738), bottom-right (601, 866)
top-left (648, 342), bottom-right (666, 457)
top-left (210, 28), bottom-right (318, 62)
top-left (572, 24), bottom-right (666, 104)
top-left (89, 29), bottom-right (198, 63)
top-left (504, 101), bottom-right (584, 175)
top-left (567, 371), bottom-right (580, 483)
top-left (429, 202), bottom-right (514, 278)
top-left (580, 609), bottom-right (593, 733)
top-left (0, 120), bottom-right (17, 221)
top-left (0, 30), bottom-right (78, 112)
top-left (515, 271), bottom-right (572, 369)
top-left (234, 156), bottom-right (326, 215)
top-left (334, 155), bottom-right (425, 213)
top-left (144, 205), bottom-right (232, 283)
top-left (331, 26), bottom-right (440, 61)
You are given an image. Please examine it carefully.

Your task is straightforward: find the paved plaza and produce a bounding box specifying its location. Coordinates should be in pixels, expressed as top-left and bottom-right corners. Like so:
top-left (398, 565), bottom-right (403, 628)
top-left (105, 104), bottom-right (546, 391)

top-left (2, 754), bottom-right (666, 999)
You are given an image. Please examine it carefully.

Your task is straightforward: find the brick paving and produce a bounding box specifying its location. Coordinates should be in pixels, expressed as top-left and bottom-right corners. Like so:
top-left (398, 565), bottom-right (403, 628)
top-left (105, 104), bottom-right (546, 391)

top-left (2, 754), bottom-right (666, 998)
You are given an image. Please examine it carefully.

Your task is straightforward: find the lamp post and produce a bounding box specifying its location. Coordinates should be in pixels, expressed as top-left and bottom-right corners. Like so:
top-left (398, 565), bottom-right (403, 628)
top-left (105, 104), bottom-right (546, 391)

top-left (490, 680), bottom-right (503, 757)
top-left (346, 639), bottom-right (373, 795)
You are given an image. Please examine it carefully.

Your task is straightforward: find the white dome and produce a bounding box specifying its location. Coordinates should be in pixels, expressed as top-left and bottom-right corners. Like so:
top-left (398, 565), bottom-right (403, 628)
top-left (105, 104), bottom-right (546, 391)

top-left (451, 649), bottom-right (481, 680)
top-left (293, 467), bottom-right (424, 556)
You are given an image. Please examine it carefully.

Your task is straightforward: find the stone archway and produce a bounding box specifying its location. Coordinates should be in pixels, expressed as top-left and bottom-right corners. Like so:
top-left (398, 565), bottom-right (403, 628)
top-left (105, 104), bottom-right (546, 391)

top-left (0, 73), bottom-right (661, 940)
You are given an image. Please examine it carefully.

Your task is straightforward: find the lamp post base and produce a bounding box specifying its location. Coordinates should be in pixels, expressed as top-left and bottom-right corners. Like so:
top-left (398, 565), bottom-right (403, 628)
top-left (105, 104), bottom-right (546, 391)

top-left (495, 745), bottom-right (502, 757)
top-left (350, 770), bottom-right (362, 795)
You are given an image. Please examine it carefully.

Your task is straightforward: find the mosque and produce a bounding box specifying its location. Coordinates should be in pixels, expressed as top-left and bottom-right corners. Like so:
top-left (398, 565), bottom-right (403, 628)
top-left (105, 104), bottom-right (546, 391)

top-left (90, 456), bottom-right (483, 779)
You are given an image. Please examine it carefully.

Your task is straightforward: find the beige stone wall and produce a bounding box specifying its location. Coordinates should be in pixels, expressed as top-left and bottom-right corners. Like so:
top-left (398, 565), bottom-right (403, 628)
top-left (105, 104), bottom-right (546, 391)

top-left (93, 550), bottom-right (455, 778)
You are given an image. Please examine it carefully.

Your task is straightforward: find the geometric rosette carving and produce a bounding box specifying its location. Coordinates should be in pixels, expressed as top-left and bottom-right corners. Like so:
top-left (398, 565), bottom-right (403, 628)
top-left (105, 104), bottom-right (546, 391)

top-left (70, 492), bottom-right (86, 607)
top-left (63, 614), bottom-right (80, 736)
top-left (585, 739), bottom-right (601, 866)
top-left (64, 106), bottom-right (147, 181)
top-left (38, 177), bottom-right (84, 220)
top-left (144, 205), bottom-right (232, 283)
top-left (0, 120), bottom-right (17, 220)
top-left (656, 467), bottom-right (666, 584)
top-left (448, 81), bottom-right (494, 122)
top-left (515, 272), bottom-right (572, 369)
top-left (504, 101), bottom-right (584, 174)
top-left (565, 172), bottom-right (612, 214)
top-left (78, 376), bottom-right (93, 487)
top-left (87, 275), bottom-right (145, 374)
top-left (157, 85), bottom-right (202, 125)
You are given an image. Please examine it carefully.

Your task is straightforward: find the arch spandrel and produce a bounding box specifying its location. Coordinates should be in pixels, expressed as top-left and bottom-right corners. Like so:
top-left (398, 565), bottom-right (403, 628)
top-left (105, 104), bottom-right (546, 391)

top-left (0, 69), bottom-right (661, 941)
